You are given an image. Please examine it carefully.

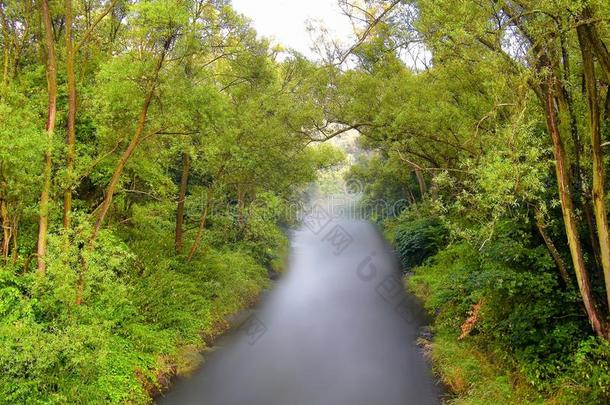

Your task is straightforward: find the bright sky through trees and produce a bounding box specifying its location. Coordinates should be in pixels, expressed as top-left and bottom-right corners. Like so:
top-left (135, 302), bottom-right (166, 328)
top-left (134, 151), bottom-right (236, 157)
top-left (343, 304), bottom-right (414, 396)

top-left (231, 0), bottom-right (355, 59)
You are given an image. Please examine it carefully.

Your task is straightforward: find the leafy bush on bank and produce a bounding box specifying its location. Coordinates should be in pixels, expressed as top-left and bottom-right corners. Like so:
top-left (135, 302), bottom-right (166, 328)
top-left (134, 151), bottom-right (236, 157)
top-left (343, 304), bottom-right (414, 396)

top-left (0, 222), bottom-right (270, 404)
top-left (397, 210), bottom-right (610, 404)
top-left (394, 216), bottom-right (447, 272)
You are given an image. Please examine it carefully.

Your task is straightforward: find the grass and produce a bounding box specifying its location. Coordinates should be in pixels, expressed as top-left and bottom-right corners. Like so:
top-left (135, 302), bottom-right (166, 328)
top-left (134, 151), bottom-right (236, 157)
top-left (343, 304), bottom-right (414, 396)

top-left (407, 269), bottom-right (551, 405)
top-left (408, 272), bottom-right (598, 405)
top-left (431, 331), bottom-right (544, 404)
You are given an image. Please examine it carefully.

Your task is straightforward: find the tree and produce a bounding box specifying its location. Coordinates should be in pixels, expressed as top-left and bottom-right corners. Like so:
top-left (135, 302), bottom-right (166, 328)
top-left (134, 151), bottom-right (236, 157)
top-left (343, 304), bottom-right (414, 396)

top-left (336, 0), bottom-right (610, 340)
top-left (37, 0), bottom-right (58, 273)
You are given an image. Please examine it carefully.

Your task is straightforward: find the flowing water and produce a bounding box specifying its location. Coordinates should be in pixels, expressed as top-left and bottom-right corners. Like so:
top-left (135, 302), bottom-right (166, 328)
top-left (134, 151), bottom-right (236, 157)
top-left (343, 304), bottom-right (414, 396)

top-left (156, 215), bottom-right (441, 405)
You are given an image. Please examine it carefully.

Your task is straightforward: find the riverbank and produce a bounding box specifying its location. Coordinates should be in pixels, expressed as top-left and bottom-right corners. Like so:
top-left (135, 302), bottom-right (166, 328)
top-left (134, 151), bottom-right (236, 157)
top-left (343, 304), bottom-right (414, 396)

top-left (403, 238), bottom-right (610, 405)
top-left (130, 227), bottom-right (291, 402)
top-left (147, 287), bottom-right (269, 400)
top-left (381, 207), bottom-right (610, 405)
top-left (407, 276), bottom-right (542, 404)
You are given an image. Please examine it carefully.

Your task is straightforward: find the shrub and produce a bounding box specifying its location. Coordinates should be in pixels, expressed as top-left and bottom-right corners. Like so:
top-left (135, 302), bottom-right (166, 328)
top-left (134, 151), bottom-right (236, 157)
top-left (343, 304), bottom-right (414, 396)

top-left (561, 337), bottom-right (610, 403)
top-left (0, 215), bottom-right (270, 404)
top-left (406, 214), bottom-right (610, 403)
top-left (0, 229), bottom-right (156, 404)
top-left (394, 217), bottom-right (447, 271)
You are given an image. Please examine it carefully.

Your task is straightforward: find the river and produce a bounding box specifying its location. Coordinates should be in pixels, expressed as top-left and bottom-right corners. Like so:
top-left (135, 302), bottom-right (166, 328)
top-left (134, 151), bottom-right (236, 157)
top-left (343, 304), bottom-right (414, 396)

top-left (156, 215), bottom-right (441, 404)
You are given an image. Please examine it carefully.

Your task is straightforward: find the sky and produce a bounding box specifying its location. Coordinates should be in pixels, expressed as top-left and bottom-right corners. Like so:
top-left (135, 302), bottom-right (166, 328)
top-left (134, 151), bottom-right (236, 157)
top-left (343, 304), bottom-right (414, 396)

top-left (231, 0), bottom-right (355, 60)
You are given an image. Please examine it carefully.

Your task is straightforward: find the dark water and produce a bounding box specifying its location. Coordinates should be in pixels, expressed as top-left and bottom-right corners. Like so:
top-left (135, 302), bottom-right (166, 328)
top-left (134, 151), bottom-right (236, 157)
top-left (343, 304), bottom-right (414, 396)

top-left (156, 219), bottom-right (441, 405)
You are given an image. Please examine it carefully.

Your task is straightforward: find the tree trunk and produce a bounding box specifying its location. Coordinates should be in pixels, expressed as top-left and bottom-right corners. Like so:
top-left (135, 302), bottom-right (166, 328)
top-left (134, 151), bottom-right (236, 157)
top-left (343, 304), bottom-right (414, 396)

top-left (543, 83), bottom-right (607, 338)
top-left (37, 0), bottom-right (58, 273)
top-left (175, 152), bottom-right (190, 254)
top-left (187, 188), bottom-right (213, 263)
top-left (403, 185), bottom-right (416, 205)
top-left (11, 214), bottom-right (18, 263)
top-left (604, 85), bottom-right (610, 122)
top-left (582, 9), bottom-right (610, 84)
top-left (578, 26), bottom-right (610, 313)
top-left (90, 47), bottom-right (167, 243)
top-left (0, 5), bottom-right (12, 86)
top-left (556, 68), bottom-right (603, 275)
top-left (63, 0), bottom-right (76, 229)
top-left (414, 169), bottom-right (427, 199)
top-left (584, 200), bottom-right (603, 274)
top-left (535, 210), bottom-right (572, 287)
top-left (1, 200), bottom-right (10, 259)
top-left (2, 38), bottom-right (9, 85)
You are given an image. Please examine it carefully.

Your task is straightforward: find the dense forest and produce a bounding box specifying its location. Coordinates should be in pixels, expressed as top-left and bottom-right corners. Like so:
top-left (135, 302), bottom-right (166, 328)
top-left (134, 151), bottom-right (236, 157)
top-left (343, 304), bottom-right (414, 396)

top-left (341, 0), bottom-right (610, 403)
top-left (2, 0), bottom-right (610, 404)
top-left (0, 0), bottom-right (342, 402)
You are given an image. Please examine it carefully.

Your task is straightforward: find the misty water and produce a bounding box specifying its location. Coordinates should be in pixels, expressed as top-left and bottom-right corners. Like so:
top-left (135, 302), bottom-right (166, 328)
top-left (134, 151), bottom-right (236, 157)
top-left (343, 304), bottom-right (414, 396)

top-left (156, 202), bottom-right (441, 405)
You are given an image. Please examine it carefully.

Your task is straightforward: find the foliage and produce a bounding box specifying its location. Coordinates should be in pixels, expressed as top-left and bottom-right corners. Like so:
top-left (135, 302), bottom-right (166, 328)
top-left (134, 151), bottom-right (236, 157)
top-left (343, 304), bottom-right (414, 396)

top-left (0, 217), bottom-right (269, 403)
top-left (406, 212), bottom-right (607, 403)
top-left (4, 0), bottom-right (610, 402)
top-left (393, 214), bottom-right (447, 272)
top-left (331, 0), bottom-right (610, 402)
top-left (0, 0), bottom-right (341, 402)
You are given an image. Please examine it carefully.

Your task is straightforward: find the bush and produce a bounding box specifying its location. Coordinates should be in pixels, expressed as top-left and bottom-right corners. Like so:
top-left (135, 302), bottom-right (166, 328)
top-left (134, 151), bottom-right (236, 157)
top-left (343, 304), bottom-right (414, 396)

top-left (407, 217), bottom-right (606, 404)
top-left (394, 216), bottom-right (447, 271)
top-left (0, 230), bottom-right (156, 404)
top-left (0, 215), bottom-right (270, 404)
top-left (559, 337), bottom-right (610, 403)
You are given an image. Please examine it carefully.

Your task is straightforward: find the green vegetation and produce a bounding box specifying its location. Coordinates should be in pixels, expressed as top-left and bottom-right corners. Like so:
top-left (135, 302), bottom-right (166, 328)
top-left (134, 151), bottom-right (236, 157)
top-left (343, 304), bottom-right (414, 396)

top-left (0, 0), bottom-right (342, 402)
top-left (336, 0), bottom-right (610, 403)
top-left (400, 213), bottom-right (610, 404)
top-left (4, 0), bottom-right (610, 403)
top-left (393, 216), bottom-right (447, 271)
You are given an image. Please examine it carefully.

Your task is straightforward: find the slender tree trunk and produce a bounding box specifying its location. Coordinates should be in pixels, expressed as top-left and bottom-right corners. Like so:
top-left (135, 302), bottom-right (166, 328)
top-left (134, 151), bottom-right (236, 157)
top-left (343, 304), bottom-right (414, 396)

top-left (604, 86), bottom-right (610, 122)
top-left (90, 47), bottom-right (168, 243)
top-left (2, 41), bottom-right (9, 85)
top-left (403, 185), bottom-right (416, 205)
top-left (63, 0), bottom-right (76, 229)
top-left (11, 215), bottom-right (18, 263)
top-left (584, 201), bottom-right (603, 273)
top-left (414, 169), bottom-right (427, 199)
top-left (187, 189), bottom-right (213, 263)
top-left (37, 0), bottom-right (58, 273)
top-left (175, 152), bottom-right (190, 254)
top-left (0, 5), bottom-right (12, 86)
top-left (535, 210), bottom-right (572, 287)
top-left (543, 83), bottom-right (607, 338)
top-left (582, 9), bottom-right (610, 84)
top-left (1, 200), bottom-right (10, 259)
top-left (556, 78), bottom-right (603, 274)
top-left (578, 27), bottom-right (610, 313)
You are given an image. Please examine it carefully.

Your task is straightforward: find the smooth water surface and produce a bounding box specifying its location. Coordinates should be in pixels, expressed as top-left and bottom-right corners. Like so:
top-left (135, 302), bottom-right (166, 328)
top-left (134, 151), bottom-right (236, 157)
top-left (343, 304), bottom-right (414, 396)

top-left (157, 218), bottom-right (440, 405)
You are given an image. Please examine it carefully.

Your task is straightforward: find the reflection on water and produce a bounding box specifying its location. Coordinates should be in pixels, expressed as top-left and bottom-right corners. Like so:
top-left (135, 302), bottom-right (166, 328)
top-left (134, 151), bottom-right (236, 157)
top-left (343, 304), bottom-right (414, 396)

top-left (156, 218), bottom-right (440, 405)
